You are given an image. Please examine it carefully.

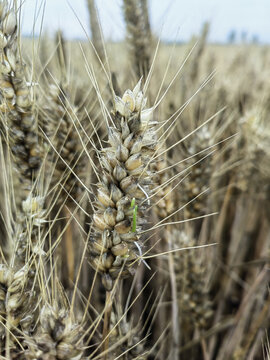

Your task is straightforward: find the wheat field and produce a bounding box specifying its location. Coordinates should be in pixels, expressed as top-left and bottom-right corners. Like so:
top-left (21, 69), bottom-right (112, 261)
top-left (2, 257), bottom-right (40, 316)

top-left (0, 0), bottom-right (269, 359)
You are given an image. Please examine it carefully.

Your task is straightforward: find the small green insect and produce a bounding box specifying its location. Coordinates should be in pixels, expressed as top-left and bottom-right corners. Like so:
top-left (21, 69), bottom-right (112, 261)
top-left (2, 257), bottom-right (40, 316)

top-left (130, 198), bottom-right (138, 232)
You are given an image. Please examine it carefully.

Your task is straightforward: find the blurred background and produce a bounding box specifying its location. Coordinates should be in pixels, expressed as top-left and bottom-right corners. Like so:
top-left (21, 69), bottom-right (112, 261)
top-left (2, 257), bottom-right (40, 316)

top-left (21, 0), bottom-right (270, 44)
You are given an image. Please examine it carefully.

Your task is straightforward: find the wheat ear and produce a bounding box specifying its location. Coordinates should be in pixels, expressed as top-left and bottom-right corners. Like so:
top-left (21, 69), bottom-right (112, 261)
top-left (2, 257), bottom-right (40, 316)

top-left (0, 2), bottom-right (41, 202)
top-left (88, 79), bottom-right (157, 357)
top-left (173, 231), bottom-right (213, 335)
top-left (89, 78), bottom-right (157, 291)
top-left (123, 0), bottom-right (151, 79)
top-left (25, 298), bottom-right (84, 359)
top-left (87, 0), bottom-right (106, 64)
top-left (0, 5), bottom-right (46, 355)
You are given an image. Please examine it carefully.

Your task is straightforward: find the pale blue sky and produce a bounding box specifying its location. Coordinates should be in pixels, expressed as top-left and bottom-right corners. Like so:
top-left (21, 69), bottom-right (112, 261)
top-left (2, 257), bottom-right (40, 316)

top-left (20, 0), bottom-right (270, 43)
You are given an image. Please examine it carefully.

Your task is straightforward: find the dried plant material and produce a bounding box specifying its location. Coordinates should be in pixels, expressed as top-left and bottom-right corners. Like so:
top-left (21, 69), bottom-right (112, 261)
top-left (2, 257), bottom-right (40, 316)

top-left (25, 303), bottom-right (84, 360)
top-left (123, 0), bottom-right (152, 79)
top-left (180, 126), bottom-right (212, 220)
top-left (42, 83), bottom-right (84, 205)
top-left (152, 156), bottom-right (174, 219)
top-left (109, 308), bottom-right (147, 359)
top-left (87, 0), bottom-right (106, 64)
top-left (0, 1), bottom-right (268, 359)
top-left (88, 80), bottom-right (157, 291)
top-left (0, 4), bottom-right (41, 199)
top-left (173, 231), bottom-right (213, 331)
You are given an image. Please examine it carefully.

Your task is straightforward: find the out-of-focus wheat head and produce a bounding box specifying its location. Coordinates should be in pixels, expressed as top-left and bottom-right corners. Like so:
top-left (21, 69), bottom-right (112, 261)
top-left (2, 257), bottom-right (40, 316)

top-left (123, 0), bottom-right (151, 79)
top-left (109, 306), bottom-right (147, 359)
top-left (180, 126), bottom-right (212, 220)
top-left (173, 230), bottom-right (213, 332)
top-left (42, 83), bottom-right (84, 206)
top-left (87, 0), bottom-right (106, 64)
top-left (88, 79), bottom-right (157, 291)
top-left (25, 301), bottom-right (84, 359)
top-left (236, 111), bottom-right (270, 195)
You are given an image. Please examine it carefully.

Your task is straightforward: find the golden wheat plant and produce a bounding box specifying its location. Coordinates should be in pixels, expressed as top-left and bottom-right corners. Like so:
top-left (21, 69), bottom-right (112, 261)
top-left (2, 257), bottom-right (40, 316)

top-left (37, 30), bottom-right (89, 289)
top-left (85, 77), bottom-right (158, 354)
top-left (0, 2), bottom-right (45, 356)
top-left (123, 0), bottom-right (152, 79)
top-left (87, 0), bottom-right (106, 65)
top-left (205, 107), bottom-right (270, 360)
top-left (24, 276), bottom-right (85, 360)
top-left (0, 2), bottom-right (87, 358)
top-left (0, 0), bottom-right (269, 359)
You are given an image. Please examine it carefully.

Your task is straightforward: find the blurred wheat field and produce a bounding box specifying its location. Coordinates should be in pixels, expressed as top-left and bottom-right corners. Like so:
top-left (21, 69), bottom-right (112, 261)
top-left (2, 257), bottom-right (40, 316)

top-left (0, 0), bottom-right (269, 359)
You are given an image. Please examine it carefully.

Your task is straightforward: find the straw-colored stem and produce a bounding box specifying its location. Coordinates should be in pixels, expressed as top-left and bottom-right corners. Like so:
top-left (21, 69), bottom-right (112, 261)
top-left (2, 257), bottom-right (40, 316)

top-left (167, 228), bottom-right (179, 360)
top-left (102, 291), bottom-right (112, 360)
top-left (64, 208), bottom-right (75, 287)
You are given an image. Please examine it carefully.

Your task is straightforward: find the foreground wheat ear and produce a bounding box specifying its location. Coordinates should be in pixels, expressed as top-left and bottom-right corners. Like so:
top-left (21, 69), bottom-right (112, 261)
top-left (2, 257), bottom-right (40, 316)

top-left (0, 2), bottom-right (48, 355)
top-left (0, 1), bottom-right (45, 266)
top-left (25, 300), bottom-right (84, 359)
top-left (0, 1), bottom-right (41, 198)
top-left (89, 79), bottom-right (157, 291)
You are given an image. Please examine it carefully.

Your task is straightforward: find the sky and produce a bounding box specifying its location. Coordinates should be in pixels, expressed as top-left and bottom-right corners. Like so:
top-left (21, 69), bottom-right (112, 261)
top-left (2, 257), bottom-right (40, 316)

top-left (20, 0), bottom-right (270, 43)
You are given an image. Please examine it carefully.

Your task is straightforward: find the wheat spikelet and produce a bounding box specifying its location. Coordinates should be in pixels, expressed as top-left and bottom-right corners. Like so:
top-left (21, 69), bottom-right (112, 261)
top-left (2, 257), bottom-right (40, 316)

top-left (88, 79), bottom-right (157, 291)
top-left (0, 261), bottom-right (41, 356)
top-left (14, 193), bottom-right (45, 262)
top-left (25, 302), bottom-right (84, 359)
top-left (152, 156), bottom-right (174, 219)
